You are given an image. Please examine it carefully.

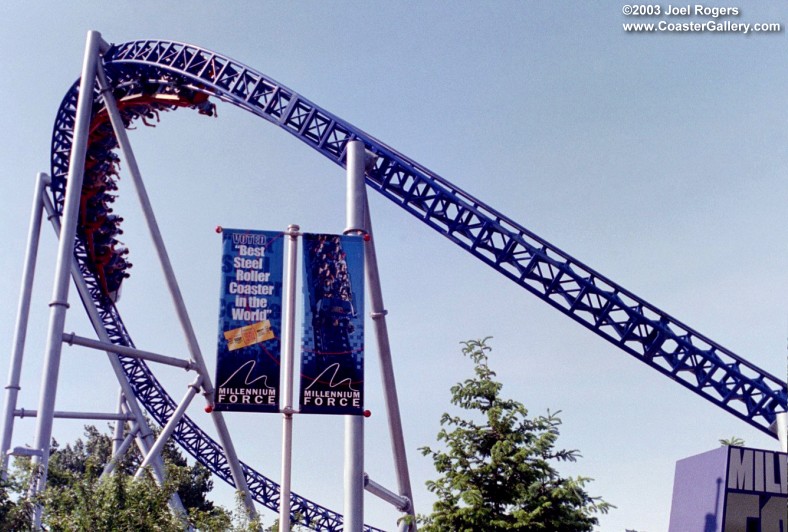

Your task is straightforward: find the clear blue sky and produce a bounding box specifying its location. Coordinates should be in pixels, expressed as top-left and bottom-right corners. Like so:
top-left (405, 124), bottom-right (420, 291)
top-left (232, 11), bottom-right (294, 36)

top-left (0, 2), bottom-right (786, 530)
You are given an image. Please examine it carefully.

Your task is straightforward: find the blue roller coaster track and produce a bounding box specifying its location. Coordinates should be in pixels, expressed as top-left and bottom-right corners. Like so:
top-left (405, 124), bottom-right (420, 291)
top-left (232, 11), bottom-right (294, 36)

top-left (49, 39), bottom-right (787, 530)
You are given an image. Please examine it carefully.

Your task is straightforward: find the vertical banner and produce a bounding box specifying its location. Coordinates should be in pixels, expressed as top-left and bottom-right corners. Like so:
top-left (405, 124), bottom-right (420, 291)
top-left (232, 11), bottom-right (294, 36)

top-left (214, 229), bottom-right (284, 412)
top-left (299, 233), bottom-right (365, 415)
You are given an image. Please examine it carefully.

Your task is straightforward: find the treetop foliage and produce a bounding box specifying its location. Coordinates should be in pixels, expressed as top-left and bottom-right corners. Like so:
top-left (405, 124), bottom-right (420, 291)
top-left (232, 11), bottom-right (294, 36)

top-left (1, 424), bottom-right (262, 531)
top-left (418, 338), bottom-right (612, 531)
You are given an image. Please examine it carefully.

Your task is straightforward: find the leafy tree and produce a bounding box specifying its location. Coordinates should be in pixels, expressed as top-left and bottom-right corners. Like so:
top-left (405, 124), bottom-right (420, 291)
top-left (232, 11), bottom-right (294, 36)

top-left (44, 424), bottom-right (218, 515)
top-left (419, 338), bottom-right (612, 531)
top-left (4, 424), bottom-right (243, 531)
top-left (1, 424), bottom-right (313, 531)
top-left (0, 475), bottom-right (33, 530)
top-left (39, 469), bottom-right (187, 531)
top-left (718, 436), bottom-right (745, 447)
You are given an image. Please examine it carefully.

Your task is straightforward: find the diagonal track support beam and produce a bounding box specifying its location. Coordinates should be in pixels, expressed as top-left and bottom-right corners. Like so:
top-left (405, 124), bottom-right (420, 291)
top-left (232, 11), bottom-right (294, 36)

top-left (94, 55), bottom-right (258, 521)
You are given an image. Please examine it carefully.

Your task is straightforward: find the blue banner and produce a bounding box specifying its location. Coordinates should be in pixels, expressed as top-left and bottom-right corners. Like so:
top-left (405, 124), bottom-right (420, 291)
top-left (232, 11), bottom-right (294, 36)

top-left (214, 229), bottom-right (284, 412)
top-left (299, 234), bottom-right (365, 415)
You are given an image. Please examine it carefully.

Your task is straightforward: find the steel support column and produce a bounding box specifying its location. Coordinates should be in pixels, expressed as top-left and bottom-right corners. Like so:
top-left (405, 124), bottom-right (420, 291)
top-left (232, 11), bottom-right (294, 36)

top-left (1, 172), bottom-right (49, 478)
top-left (94, 59), bottom-right (258, 522)
top-left (135, 376), bottom-right (203, 478)
top-left (40, 174), bottom-right (187, 515)
top-left (343, 140), bottom-right (367, 532)
top-left (29, 33), bottom-right (102, 525)
top-left (363, 198), bottom-right (415, 530)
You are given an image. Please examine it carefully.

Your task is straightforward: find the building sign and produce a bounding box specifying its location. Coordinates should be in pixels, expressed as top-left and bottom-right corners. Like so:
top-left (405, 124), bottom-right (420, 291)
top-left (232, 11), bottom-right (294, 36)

top-left (668, 445), bottom-right (787, 532)
top-left (299, 233), bottom-right (365, 415)
top-left (214, 229), bottom-right (284, 412)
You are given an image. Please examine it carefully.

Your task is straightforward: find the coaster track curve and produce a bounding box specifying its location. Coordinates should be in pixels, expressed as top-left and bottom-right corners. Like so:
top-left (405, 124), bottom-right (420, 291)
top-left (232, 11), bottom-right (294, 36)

top-left (48, 38), bottom-right (787, 530)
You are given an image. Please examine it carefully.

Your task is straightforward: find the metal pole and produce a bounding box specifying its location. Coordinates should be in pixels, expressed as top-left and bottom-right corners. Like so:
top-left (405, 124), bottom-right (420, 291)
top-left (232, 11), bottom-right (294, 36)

top-left (363, 199), bottom-right (415, 530)
top-left (94, 62), bottom-right (258, 521)
top-left (346, 142), bottom-right (366, 237)
top-left (118, 400), bottom-right (189, 522)
top-left (112, 391), bottom-right (126, 458)
top-left (364, 474), bottom-right (410, 512)
top-left (135, 376), bottom-right (203, 478)
top-left (41, 182), bottom-right (186, 513)
top-left (13, 410), bottom-right (135, 421)
top-left (29, 32), bottom-right (102, 519)
top-left (63, 332), bottom-right (196, 370)
top-left (343, 140), bottom-right (366, 532)
top-left (278, 224), bottom-right (300, 531)
top-left (1, 172), bottom-right (49, 478)
top-left (778, 412), bottom-right (787, 453)
top-left (103, 422), bottom-right (139, 478)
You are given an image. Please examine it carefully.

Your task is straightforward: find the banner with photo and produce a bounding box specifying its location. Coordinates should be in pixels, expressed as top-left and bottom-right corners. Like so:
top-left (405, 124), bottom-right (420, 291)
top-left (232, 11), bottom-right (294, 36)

top-left (299, 233), bottom-right (365, 415)
top-left (214, 229), bottom-right (284, 412)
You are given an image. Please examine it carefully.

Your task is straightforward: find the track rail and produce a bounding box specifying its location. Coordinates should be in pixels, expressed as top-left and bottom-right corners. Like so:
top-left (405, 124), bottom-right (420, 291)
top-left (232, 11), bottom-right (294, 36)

top-left (50, 38), bottom-right (787, 529)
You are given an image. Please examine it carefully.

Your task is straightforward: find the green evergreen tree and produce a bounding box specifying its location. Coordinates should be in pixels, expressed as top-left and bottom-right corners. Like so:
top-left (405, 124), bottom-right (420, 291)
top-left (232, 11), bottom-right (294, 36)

top-left (419, 338), bottom-right (612, 531)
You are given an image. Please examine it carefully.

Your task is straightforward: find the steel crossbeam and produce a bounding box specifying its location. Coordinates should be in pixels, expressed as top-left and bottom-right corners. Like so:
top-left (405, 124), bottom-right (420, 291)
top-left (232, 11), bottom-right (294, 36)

top-left (46, 36), bottom-right (785, 531)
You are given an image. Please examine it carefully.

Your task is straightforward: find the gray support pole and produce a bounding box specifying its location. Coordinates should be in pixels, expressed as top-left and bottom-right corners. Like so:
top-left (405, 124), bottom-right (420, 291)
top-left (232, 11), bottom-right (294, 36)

top-left (278, 224), bottom-right (300, 532)
top-left (135, 376), bottom-right (203, 479)
top-left (41, 183), bottom-right (186, 514)
top-left (119, 400), bottom-right (189, 523)
top-left (1, 172), bottom-right (49, 478)
top-left (777, 412), bottom-right (787, 453)
top-left (94, 61), bottom-right (258, 521)
top-left (29, 33), bottom-right (102, 519)
top-left (13, 410), bottom-right (135, 421)
top-left (103, 422), bottom-right (139, 478)
top-left (63, 333), bottom-right (196, 370)
top-left (345, 142), bottom-right (367, 237)
top-left (112, 391), bottom-right (125, 458)
top-left (343, 140), bottom-right (366, 532)
top-left (363, 200), bottom-right (416, 530)
top-left (363, 474), bottom-right (410, 512)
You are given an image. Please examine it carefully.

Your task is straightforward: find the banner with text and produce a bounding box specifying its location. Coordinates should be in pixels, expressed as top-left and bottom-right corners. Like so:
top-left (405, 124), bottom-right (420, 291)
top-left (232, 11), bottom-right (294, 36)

top-left (299, 233), bottom-right (364, 415)
top-left (214, 229), bottom-right (284, 412)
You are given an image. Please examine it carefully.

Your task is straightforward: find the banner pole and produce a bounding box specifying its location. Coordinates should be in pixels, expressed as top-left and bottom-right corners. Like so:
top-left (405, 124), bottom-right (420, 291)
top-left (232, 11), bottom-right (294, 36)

top-left (279, 224), bottom-right (300, 531)
top-left (343, 140), bottom-right (367, 532)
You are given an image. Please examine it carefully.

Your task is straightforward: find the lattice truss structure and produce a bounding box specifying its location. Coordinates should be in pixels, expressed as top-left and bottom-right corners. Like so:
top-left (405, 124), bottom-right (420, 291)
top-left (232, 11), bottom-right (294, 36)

top-left (17, 36), bottom-right (788, 530)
